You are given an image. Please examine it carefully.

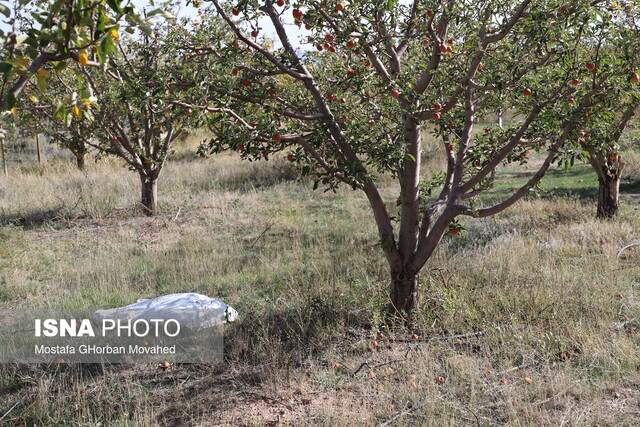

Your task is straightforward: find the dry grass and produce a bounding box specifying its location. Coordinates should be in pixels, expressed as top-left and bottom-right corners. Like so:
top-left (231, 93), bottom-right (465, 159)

top-left (0, 147), bottom-right (639, 426)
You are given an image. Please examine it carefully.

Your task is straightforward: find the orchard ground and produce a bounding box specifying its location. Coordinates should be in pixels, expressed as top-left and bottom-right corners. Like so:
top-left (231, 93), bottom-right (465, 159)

top-left (0, 131), bottom-right (639, 425)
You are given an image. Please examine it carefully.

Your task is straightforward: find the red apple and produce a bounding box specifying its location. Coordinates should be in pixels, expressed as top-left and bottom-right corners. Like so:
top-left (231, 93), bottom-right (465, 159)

top-left (363, 61), bottom-right (371, 67)
top-left (287, 154), bottom-right (295, 162)
top-left (231, 68), bottom-right (239, 76)
top-left (335, 2), bottom-right (344, 11)
top-left (346, 39), bottom-right (356, 48)
top-left (346, 69), bottom-right (356, 76)
top-left (436, 376), bottom-right (445, 384)
top-left (325, 34), bottom-right (334, 43)
top-left (377, 332), bottom-right (385, 338)
top-left (447, 39), bottom-right (454, 45)
top-left (327, 93), bottom-right (336, 101)
top-left (450, 228), bottom-right (459, 235)
top-left (339, 97), bottom-right (346, 103)
top-left (522, 88), bottom-right (532, 97)
top-left (316, 44), bottom-right (323, 51)
top-left (571, 78), bottom-right (580, 85)
top-left (238, 144), bottom-right (245, 151)
top-left (631, 73), bottom-right (639, 83)
top-left (372, 340), bottom-right (380, 348)
top-left (434, 102), bottom-right (442, 110)
top-left (433, 112), bottom-right (441, 120)
top-left (251, 30), bottom-right (258, 37)
top-left (422, 39), bottom-right (430, 44)
top-left (241, 79), bottom-right (250, 87)
top-left (368, 120), bottom-right (375, 126)
top-left (276, 0), bottom-right (285, 6)
top-left (439, 44), bottom-right (448, 53)
top-left (447, 143), bottom-right (454, 151)
top-left (585, 62), bottom-right (596, 70)
top-left (567, 97), bottom-right (575, 104)
top-left (615, 293), bottom-right (623, 299)
top-left (328, 46), bottom-right (336, 53)
top-left (293, 9), bottom-right (303, 19)
top-left (231, 7), bottom-right (239, 16)
top-left (262, 152), bottom-right (269, 158)
top-left (199, 153), bottom-right (206, 158)
top-left (390, 90), bottom-right (400, 98)
top-left (411, 334), bottom-right (419, 340)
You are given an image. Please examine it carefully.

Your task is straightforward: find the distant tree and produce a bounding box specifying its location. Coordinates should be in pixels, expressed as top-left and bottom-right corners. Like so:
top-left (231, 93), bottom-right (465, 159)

top-left (0, 0), bottom-right (160, 173)
top-left (19, 15), bottom-right (240, 215)
top-left (201, 0), bottom-right (637, 318)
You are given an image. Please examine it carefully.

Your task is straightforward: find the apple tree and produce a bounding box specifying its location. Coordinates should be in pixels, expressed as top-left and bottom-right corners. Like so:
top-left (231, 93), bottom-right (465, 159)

top-left (18, 14), bottom-right (243, 215)
top-left (570, 5), bottom-right (639, 219)
top-left (0, 0), bottom-right (162, 174)
top-left (201, 0), bottom-right (633, 317)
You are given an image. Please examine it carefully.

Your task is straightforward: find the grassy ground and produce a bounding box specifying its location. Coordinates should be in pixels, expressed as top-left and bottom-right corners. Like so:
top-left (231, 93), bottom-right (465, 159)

top-left (0, 137), bottom-right (639, 425)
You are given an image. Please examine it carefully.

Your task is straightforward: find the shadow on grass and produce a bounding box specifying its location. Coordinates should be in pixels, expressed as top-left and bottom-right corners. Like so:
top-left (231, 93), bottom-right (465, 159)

top-left (621, 179), bottom-right (640, 194)
top-left (0, 208), bottom-right (66, 229)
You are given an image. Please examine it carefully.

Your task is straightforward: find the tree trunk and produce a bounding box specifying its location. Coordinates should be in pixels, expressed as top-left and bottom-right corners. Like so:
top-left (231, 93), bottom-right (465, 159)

top-left (597, 174), bottom-right (620, 219)
top-left (140, 174), bottom-right (158, 216)
top-left (590, 153), bottom-right (624, 220)
top-left (75, 154), bottom-right (85, 171)
top-left (390, 268), bottom-right (418, 318)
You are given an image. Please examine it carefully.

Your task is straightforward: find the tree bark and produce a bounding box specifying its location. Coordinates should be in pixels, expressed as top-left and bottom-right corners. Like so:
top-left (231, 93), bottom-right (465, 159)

top-left (75, 154), bottom-right (85, 171)
top-left (596, 173), bottom-right (620, 219)
top-left (590, 154), bottom-right (624, 220)
top-left (389, 267), bottom-right (418, 319)
top-left (140, 173), bottom-right (158, 216)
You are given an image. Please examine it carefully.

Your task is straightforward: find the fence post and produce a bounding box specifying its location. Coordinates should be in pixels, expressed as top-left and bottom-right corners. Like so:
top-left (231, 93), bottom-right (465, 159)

top-left (1, 138), bottom-right (7, 177)
top-left (36, 133), bottom-right (42, 164)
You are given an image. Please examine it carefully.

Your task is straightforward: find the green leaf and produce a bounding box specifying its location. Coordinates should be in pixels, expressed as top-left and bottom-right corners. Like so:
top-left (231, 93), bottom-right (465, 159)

top-left (54, 102), bottom-right (65, 120)
top-left (36, 74), bottom-right (47, 93)
top-left (106, 0), bottom-right (123, 14)
top-left (0, 4), bottom-right (10, 18)
top-left (6, 92), bottom-right (16, 109)
top-left (147, 8), bottom-right (175, 20)
top-left (139, 25), bottom-right (152, 37)
top-left (0, 62), bottom-right (12, 76)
